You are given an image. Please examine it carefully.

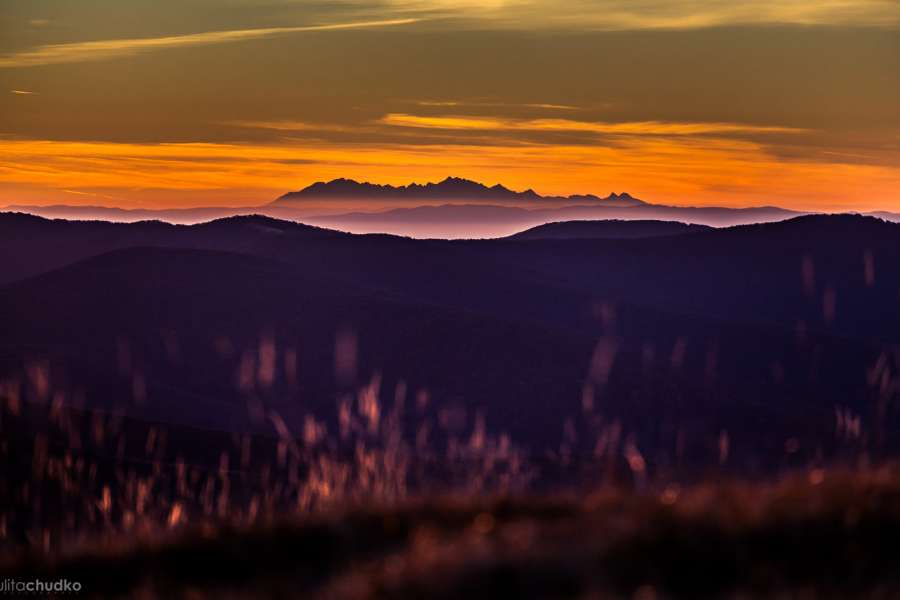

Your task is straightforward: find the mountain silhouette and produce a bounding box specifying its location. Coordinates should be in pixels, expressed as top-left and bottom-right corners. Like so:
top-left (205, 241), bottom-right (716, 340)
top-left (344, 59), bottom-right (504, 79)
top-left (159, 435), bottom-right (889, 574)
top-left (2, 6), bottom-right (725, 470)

top-left (275, 176), bottom-right (645, 206)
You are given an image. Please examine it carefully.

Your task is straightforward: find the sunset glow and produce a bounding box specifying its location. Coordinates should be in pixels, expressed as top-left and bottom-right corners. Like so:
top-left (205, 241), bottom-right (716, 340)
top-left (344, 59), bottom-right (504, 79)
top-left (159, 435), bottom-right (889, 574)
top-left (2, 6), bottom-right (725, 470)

top-left (1, 1), bottom-right (898, 210)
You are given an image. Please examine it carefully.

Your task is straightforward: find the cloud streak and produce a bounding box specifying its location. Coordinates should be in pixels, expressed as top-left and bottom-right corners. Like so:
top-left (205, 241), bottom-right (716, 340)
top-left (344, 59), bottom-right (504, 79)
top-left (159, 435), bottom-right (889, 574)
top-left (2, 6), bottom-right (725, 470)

top-left (0, 18), bottom-right (421, 68)
top-left (414, 100), bottom-right (580, 110)
top-left (379, 114), bottom-right (810, 136)
top-left (392, 0), bottom-right (900, 29)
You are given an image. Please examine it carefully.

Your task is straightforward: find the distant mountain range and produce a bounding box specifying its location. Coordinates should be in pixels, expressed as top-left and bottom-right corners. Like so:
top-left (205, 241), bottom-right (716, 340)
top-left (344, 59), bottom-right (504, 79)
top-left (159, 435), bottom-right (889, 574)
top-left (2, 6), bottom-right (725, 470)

top-left (275, 176), bottom-right (645, 206)
top-left (300, 202), bottom-right (806, 237)
top-left (3, 177), bottom-right (898, 238)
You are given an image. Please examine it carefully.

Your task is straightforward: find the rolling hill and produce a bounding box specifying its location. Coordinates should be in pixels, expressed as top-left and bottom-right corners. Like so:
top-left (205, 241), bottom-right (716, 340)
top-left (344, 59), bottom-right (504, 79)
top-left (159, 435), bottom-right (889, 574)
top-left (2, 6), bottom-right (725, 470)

top-left (508, 219), bottom-right (711, 240)
top-left (1, 212), bottom-right (898, 475)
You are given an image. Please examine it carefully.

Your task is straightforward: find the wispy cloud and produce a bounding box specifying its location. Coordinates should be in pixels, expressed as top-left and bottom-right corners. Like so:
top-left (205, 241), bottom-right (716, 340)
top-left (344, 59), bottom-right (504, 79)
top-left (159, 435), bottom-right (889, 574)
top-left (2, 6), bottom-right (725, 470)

top-left (379, 113), bottom-right (810, 136)
top-left (0, 18), bottom-right (421, 68)
top-left (62, 189), bottom-right (120, 201)
top-left (414, 100), bottom-right (580, 110)
top-left (10, 89), bottom-right (36, 95)
top-left (390, 0), bottom-right (900, 29)
top-left (228, 120), bottom-right (374, 134)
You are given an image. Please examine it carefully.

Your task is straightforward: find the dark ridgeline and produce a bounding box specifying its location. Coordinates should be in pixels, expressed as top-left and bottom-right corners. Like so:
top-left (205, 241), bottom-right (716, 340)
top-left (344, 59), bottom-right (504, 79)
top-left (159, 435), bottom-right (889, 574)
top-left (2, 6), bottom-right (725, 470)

top-left (508, 219), bottom-right (711, 240)
top-left (1, 211), bottom-right (898, 475)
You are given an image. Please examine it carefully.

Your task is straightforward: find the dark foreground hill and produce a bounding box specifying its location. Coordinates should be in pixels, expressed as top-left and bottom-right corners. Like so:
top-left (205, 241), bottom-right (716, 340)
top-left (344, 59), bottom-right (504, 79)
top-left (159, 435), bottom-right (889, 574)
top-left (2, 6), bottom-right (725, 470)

top-left (1, 213), bottom-right (899, 474)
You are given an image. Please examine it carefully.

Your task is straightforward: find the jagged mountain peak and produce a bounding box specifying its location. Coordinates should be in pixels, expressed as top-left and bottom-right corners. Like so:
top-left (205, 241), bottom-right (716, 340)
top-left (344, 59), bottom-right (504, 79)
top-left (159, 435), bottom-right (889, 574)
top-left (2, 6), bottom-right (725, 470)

top-left (275, 177), bottom-right (644, 205)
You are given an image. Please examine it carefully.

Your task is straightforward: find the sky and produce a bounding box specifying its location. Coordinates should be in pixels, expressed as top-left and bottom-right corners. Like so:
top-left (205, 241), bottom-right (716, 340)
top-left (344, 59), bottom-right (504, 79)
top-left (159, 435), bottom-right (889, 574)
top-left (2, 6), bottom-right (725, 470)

top-left (0, 0), bottom-right (898, 210)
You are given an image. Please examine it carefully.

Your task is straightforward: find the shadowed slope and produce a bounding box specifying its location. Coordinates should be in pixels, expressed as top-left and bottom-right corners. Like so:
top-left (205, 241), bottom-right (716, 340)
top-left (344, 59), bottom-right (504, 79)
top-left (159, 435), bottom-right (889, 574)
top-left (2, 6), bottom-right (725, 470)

top-left (0, 213), bottom-right (344, 284)
top-left (508, 219), bottom-right (711, 240)
top-left (2, 215), bottom-right (898, 467)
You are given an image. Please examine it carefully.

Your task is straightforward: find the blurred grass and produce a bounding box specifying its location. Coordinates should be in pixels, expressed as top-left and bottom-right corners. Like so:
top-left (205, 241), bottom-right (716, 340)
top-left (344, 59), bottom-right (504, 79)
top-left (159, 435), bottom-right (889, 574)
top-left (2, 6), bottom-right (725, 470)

top-left (2, 325), bottom-right (898, 598)
top-left (5, 465), bottom-right (900, 599)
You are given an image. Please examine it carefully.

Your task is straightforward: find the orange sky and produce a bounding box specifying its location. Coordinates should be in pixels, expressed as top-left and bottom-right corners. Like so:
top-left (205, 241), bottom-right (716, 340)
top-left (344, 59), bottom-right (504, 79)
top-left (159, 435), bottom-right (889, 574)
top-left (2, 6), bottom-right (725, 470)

top-left (1, 1), bottom-right (898, 211)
